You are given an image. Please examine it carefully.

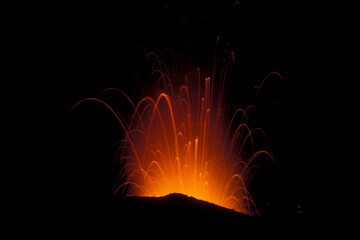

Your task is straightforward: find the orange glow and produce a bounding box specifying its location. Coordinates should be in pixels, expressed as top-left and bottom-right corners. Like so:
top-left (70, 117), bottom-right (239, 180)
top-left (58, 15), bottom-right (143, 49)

top-left (68, 52), bottom-right (278, 215)
top-left (109, 64), bottom-right (275, 215)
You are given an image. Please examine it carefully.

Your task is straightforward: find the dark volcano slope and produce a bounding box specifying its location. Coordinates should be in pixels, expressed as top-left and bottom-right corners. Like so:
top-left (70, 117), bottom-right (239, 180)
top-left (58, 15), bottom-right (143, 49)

top-left (112, 193), bottom-right (248, 218)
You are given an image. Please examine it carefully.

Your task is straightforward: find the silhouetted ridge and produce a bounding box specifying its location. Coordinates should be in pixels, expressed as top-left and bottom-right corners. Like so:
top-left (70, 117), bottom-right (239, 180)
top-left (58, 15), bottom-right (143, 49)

top-left (113, 193), bottom-right (247, 217)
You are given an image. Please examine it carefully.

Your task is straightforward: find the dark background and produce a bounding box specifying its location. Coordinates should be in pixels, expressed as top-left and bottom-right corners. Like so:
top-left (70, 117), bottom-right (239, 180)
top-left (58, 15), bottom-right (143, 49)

top-left (34, 0), bottom-right (341, 217)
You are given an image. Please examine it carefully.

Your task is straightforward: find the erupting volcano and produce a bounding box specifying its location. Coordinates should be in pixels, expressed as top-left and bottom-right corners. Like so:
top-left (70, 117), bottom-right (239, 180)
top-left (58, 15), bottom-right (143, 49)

top-left (70, 50), bottom-right (278, 215)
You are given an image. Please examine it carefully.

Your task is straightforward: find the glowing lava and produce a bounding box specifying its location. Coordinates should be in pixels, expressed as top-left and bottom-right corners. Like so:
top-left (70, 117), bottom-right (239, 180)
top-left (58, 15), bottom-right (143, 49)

top-left (69, 53), bottom-right (277, 215)
top-left (111, 57), bottom-right (275, 215)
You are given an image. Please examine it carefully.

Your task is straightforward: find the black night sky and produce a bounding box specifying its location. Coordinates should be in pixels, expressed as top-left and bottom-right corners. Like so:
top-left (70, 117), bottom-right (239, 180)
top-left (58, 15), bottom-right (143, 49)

top-left (36, 0), bottom-right (345, 219)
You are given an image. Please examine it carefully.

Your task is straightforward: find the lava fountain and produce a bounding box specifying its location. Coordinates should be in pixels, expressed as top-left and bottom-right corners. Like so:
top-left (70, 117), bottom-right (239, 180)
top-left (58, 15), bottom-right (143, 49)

top-left (69, 50), bottom-right (279, 215)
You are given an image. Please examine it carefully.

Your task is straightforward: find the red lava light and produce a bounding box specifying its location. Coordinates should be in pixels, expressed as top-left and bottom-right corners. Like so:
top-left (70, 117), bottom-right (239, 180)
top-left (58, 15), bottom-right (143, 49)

top-left (69, 48), bottom-right (280, 215)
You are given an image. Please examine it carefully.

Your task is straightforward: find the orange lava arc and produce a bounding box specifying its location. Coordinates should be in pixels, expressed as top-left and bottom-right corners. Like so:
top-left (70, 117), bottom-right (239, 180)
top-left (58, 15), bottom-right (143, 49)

top-left (112, 68), bottom-right (274, 215)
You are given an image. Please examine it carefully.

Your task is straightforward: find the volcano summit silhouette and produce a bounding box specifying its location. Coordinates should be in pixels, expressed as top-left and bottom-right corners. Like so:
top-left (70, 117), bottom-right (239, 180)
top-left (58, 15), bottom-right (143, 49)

top-left (113, 193), bottom-right (248, 217)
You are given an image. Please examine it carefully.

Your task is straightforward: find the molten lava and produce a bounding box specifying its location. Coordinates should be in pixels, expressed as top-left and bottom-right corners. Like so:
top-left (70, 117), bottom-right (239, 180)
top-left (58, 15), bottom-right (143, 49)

top-left (69, 53), bottom-right (277, 215)
top-left (110, 64), bottom-right (274, 215)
